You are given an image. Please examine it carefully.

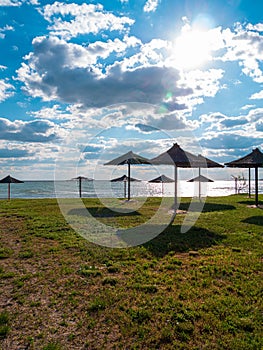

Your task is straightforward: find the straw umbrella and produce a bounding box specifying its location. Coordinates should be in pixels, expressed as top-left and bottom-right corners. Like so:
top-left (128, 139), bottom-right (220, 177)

top-left (187, 174), bottom-right (214, 183)
top-left (110, 174), bottom-right (141, 198)
top-left (187, 174), bottom-right (214, 200)
top-left (194, 154), bottom-right (223, 200)
top-left (225, 148), bottom-right (263, 206)
top-left (105, 151), bottom-right (150, 200)
top-left (150, 143), bottom-right (200, 210)
top-left (149, 174), bottom-right (174, 195)
top-left (0, 175), bottom-right (24, 200)
top-left (72, 176), bottom-right (89, 198)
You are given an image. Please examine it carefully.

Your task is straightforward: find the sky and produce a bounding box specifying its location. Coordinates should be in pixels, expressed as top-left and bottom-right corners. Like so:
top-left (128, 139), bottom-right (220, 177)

top-left (0, 0), bottom-right (263, 181)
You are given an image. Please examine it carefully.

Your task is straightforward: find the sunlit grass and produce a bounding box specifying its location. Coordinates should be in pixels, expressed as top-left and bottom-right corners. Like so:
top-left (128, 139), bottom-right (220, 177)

top-left (0, 194), bottom-right (262, 349)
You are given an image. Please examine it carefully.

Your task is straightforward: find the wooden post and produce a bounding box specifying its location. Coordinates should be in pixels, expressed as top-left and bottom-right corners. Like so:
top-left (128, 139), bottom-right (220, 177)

top-left (198, 167), bottom-right (201, 201)
top-left (255, 167), bottom-right (258, 206)
top-left (79, 178), bottom-right (82, 198)
top-left (8, 183), bottom-right (10, 200)
top-left (124, 180), bottom-right (127, 198)
top-left (174, 165), bottom-right (177, 211)
top-left (128, 162), bottom-right (131, 201)
top-left (248, 168), bottom-right (251, 198)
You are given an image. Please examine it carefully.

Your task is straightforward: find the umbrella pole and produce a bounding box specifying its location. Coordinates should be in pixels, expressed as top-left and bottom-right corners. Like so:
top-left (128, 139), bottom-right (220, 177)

top-left (255, 166), bottom-right (258, 206)
top-left (128, 162), bottom-right (131, 201)
top-left (8, 183), bottom-right (10, 200)
top-left (248, 168), bottom-right (251, 198)
top-left (198, 167), bottom-right (201, 201)
top-left (79, 178), bottom-right (82, 198)
top-left (124, 180), bottom-right (127, 198)
top-left (174, 165), bottom-right (177, 211)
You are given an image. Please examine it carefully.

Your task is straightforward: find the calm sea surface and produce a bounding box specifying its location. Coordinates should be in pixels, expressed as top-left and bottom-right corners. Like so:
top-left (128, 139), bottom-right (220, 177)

top-left (0, 180), bottom-right (262, 199)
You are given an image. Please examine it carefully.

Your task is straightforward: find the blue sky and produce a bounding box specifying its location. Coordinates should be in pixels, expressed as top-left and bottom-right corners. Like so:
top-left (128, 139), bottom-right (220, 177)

top-left (0, 0), bottom-right (262, 180)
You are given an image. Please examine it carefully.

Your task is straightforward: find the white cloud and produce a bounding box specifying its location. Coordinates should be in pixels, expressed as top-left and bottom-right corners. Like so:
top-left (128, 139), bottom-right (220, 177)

top-left (16, 35), bottom-right (195, 110)
top-left (14, 14), bottom-right (263, 144)
top-left (200, 108), bottom-right (263, 142)
top-left (0, 141), bottom-right (60, 176)
top-left (143, 0), bottom-right (159, 13)
top-left (241, 104), bottom-right (255, 110)
top-left (16, 28), bottom-right (228, 119)
top-left (117, 38), bottom-right (168, 71)
top-left (30, 104), bottom-right (72, 120)
top-left (28, 0), bottom-right (39, 5)
top-left (250, 90), bottom-right (263, 99)
top-left (0, 0), bottom-right (21, 6)
top-left (0, 146), bottom-right (33, 158)
top-left (221, 24), bottom-right (263, 83)
top-left (246, 107), bottom-right (263, 122)
top-left (200, 112), bottom-right (225, 124)
top-left (199, 131), bottom-right (262, 151)
top-left (0, 79), bottom-right (14, 101)
top-left (39, 2), bottom-right (134, 40)
top-left (0, 25), bottom-right (13, 31)
top-left (0, 24), bottom-right (14, 39)
top-left (177, 69), bottom-right (225, 110)
top-left (246, 23), bottom-right (263, 32)
top-left (0, 117), bottom-right (62, 142)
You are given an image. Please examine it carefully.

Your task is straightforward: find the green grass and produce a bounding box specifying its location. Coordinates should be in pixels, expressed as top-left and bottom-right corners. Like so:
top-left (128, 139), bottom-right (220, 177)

top-left (0, 195), bottom-right (262, 349)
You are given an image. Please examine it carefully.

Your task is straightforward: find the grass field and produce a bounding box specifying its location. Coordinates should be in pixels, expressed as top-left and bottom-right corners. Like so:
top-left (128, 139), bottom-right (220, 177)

top-left (0, 195), bottom-right (262, 349)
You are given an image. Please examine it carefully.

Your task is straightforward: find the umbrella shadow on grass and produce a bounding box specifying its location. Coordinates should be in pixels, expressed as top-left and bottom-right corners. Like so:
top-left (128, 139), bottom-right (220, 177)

top-left (68, 207), bottom-right (141, 218)
top-left (241, 216), bottom-right (263, 226)
top-left (238, 199), bottom-right (263, 206)
top-left (144, 224), bottom-right (226, 258)
top-left (64, 208), bottom-right (225, 250)
top-left (178, 202), bottom-right (236, 213)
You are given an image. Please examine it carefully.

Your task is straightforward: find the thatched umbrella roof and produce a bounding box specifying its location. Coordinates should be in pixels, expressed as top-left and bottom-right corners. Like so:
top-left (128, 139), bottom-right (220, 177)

top-left (225, 148), bottom-right (263, 168)
top-left (71, 176), bottom-right (92, 198)
top-left (149, 174), bottom-right (174, 195)
top-left (196, 154), bottom-right (224, 168)
top-left (150, 143), bottom-right (199, 167)
top-left (190, 155), bottom-right (223, 200)
top-left (105, 151), bottom-right (150, 200)
top-left (187, 175), bottom-right (214, 183)
top-left (149, 174), bottom-right (174, 183)
top-left (0, 175), bottom-right (24, 200)
top-left (110, 174), bottom-right (140, 182)
top-left (105, 151), bottom-right (150, 166)
top-left (0, 175), bottom-right (24, 184)
top-left (150, 143), bottom-right (201, 209)
top-left (225, 148), bottom-right (263, 206)
top-left (110, 174), bottom-right (141, 198)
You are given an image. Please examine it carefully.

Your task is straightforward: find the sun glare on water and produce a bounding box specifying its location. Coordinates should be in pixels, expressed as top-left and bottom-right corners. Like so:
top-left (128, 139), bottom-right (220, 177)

top-left (172, 29), bottom-right (212, 70)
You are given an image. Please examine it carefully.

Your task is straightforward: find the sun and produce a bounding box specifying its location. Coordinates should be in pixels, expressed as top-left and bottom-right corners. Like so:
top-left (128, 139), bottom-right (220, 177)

top-left (172, 30), bottom-right (212, 70)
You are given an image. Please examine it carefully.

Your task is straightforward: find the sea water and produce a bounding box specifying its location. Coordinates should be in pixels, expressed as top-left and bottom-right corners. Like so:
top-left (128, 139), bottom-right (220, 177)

top-left (0, 180), bottom-right (262, 199)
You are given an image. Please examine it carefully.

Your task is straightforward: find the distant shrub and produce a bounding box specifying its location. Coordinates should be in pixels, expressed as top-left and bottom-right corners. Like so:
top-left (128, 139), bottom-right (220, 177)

top-left (0, 247), bottom-right (13, 259)
top-left (42, 343), bottom-right (62, 350)
top-left (19, 250), bottom-right (34, 259)
top-left (0, 312), bottom-right (10, 339)
top-left (79, 265), bottom-right (102, 277)
top-left (102, 277), bottom-right (118, 286)
top-left (128, 308), bottom-right (151, 323)
top-left (133, 283), bottom-right (158, 293)
top-left (107, 265), bottom-right (120, 273)
top-left (0, 325), bottom-right (10, 339)
top-left (88, 298), bottom-right (106, 312)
